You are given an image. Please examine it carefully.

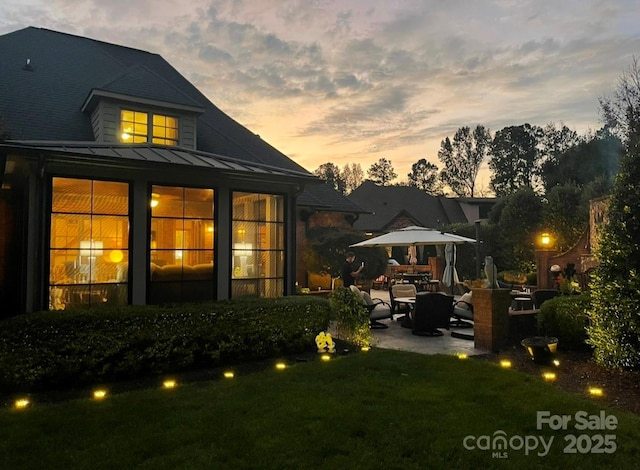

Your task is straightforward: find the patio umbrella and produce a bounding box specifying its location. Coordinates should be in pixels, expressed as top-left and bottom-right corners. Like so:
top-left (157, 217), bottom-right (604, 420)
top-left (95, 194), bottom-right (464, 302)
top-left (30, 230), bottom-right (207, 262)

top-left (351, 226), bottom-right (475, 292)
top-left (442, 243), bottom-right (459, 288)
top-left (350, 226), bottom-right (476, 248)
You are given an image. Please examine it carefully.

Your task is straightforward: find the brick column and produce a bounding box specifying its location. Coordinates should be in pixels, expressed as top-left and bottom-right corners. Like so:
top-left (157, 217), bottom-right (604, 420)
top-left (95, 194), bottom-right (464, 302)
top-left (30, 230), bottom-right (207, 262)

top-left (535, 249), bottom-right (559, 290)
top-left (473, 288), bottom-right (511, 352)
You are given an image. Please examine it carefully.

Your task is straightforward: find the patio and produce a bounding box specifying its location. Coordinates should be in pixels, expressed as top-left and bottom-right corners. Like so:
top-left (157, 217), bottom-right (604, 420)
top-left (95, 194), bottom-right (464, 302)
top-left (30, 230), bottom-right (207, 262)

top-left (368, 289), bottom-right (490, 357)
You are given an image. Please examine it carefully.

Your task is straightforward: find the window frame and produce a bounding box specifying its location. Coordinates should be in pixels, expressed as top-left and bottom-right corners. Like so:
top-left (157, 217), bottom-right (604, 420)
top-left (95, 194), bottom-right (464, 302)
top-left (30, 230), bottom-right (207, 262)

top-left (120, 108), bottom-right (180, 146)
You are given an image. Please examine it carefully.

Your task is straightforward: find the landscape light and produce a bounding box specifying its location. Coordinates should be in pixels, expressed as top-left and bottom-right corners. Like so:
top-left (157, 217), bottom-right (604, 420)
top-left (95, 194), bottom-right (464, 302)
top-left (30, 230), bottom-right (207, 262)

top-left (321, 354), bottom-right (331, 362)
top-left (14, 398), bottom-right (30, 409)
top-left (223, 371), bottom-right (235, 379)
top-left (553, 359), bottom-right (561, 367)
top-left (542, 372), bottom-right (557, 382)
top-left (500, 360), bottom-right (512, 368)
top-left (456, 353), bottom-right (468, 360)
top-left (275, 362), bottom-right (287, 370)
top-left (540, 232), bottom-right (551, 247)
top-left (93, 389), bottom-right (107, 400)
top-left (162, 380), bottom-right (177, 389)
top-left (361, 346), bottom-right (370, 352)
top-left (589, 387), bottom-right (604, 397)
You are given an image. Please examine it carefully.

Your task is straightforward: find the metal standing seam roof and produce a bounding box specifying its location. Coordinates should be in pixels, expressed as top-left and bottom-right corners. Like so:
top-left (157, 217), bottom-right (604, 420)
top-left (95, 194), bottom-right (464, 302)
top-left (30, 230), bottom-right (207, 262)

top-left (1, 141), bottom-right (320, 180)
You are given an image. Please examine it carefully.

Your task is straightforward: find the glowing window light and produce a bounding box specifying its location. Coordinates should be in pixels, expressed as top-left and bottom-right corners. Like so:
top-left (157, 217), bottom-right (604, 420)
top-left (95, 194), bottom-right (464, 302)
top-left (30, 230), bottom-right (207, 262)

top-left (542, 372), bottom-right (557, 382)
top-left (275, 362), bottom-right (287, 370)
top-left (14, 398), bottom-right (30, 409)
top-left (589, 387), bottom-right (604, 397)
top-left (223, 371), bottom-right (235, 379)
top-left (163, 380), bottom-right (177, 389)
top-left (456, 353), bottom-right (468, 360)
top-left (500, 360), bottom-right (512, 368)
top-left (321, 354), bottom-right (331, 362)
top-left (93, 389), bottom-right (107, 400)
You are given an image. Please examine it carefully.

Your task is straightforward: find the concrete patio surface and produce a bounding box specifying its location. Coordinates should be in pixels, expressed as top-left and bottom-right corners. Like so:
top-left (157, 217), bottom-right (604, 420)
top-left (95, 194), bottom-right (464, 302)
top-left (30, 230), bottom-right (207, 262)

top-left (368, 289), bottom-right (490, 357)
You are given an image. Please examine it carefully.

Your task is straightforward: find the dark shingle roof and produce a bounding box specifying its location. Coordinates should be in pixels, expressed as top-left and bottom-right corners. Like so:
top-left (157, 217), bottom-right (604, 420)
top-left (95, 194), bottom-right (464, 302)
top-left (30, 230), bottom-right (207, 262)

top-left (0, 26), bottom-right (309, 175)
top-left (297, 183), bottom-right (369, 213)
top-left (347, 181), bottom-right (468, 231)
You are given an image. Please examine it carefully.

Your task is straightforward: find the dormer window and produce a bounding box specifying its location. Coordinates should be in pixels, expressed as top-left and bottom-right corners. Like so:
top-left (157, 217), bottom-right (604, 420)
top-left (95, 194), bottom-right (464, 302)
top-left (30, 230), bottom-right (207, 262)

top-left (120, 109), bottom-right (179, 145)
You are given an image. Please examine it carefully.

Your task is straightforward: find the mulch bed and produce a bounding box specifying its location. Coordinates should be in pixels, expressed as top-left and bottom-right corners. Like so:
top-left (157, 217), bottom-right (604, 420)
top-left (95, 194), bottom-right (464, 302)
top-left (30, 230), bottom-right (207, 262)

top-left (474, 346), bottom-right (640, 416)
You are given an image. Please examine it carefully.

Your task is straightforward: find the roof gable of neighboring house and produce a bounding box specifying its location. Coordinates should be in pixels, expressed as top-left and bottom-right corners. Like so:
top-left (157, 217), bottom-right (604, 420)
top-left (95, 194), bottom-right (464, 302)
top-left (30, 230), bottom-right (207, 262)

top-left (297, 183), bottom-right (369, 214)
top-left (0, 26), bottom-right (309, 175)
top-left (347, 181), bottom-right (468, 231)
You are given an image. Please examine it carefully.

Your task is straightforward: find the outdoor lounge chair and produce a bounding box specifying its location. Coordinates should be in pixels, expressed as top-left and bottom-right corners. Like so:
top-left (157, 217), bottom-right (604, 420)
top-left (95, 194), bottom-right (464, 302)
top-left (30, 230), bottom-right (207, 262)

top-left (411, 291), bottom-right (453, 336)
top-left (451, 291), bottom-right (473, 328)
top-left (349, 285), bottom-right (393, 329)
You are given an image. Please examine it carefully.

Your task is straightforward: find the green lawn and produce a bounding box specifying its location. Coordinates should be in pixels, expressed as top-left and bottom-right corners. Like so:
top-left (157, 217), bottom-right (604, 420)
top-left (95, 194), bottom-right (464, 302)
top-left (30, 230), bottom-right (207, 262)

top-left (1, 349), bottom-right (638, 469)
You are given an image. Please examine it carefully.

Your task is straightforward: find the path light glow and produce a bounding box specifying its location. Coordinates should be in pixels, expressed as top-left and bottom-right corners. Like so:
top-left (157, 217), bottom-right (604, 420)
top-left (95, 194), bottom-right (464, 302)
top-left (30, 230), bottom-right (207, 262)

top-left (361, 346), bottom-right (371, 352)
top-left (14, 398), bottom-right (30, 409)
top-left (93, 389), bottom-right (107, 400)
top-left (223, 371), bottom-right (235, 379)
top-left (500, 359), bottom-right (512, 368)
top-left (589, 387), bottom-right (604, 397)
top-left (553, 359), bottom-right (561, 367)
top-left (162, 380), bottom-right (177, 389)
top-left (321, 354), bottom-right (331, 362)
top-left (275, 362), bottom-right (287, 370)
top-left (456, 353), bottom-right (468, 360)
top-left (542, 372), bottom-right (557, 382)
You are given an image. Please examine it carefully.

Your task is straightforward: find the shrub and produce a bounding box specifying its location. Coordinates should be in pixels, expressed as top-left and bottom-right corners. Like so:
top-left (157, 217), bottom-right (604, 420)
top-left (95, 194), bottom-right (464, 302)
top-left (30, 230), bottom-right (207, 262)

top-left (328, 288), bottom-right (372, 347)
top-left (538, 293), bottom-right (591, 350)
top-left (0, 297), bottom-right (331, 392)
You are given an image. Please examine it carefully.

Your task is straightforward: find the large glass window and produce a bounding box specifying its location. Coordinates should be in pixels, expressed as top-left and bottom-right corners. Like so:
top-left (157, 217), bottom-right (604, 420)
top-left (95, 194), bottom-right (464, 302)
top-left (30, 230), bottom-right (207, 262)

top-left (120, 110), bottom-right (179, 146)
top-left (149, 185), bottom-right (215, 304)
top-left (231, 192), bottom-right (285, 298)
top-left (49, 178), bottom-right (129, 309)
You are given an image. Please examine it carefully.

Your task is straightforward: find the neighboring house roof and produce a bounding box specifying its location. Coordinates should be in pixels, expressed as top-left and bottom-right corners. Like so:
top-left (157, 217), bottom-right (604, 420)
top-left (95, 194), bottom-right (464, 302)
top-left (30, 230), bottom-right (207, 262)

top-left (347, 181), bottom-right (469, 232)
top-left (297, 183), bottom-right (369, 213)
top-left (0, 26), bottom-right (309, 175)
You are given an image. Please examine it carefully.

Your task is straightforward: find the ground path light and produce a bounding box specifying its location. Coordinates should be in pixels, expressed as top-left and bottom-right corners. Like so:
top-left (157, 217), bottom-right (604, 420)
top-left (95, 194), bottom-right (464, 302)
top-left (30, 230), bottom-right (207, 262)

top-left (93, 389), bottom-right (107, 400)
top-left (500, 359), bottom-right (512, 368)
top-left (542, 372), bottom-right (557, 382)
top-left (589, 387), bottom-right (604, 397)
top-left (162, 380), bottom-right (177, 389)
top-left (14, 398), bottom-right (30, 409)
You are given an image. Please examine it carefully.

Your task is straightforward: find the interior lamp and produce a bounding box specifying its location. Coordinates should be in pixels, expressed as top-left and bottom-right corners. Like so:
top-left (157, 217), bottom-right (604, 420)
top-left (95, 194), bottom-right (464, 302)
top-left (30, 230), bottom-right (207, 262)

top-left (109, 249), bottom-right (124, 263)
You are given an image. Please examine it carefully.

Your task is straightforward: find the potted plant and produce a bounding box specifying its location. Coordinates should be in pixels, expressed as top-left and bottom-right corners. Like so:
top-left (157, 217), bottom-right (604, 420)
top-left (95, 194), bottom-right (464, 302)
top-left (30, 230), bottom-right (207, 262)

top-left (521, 336), bottom-right (559, 365)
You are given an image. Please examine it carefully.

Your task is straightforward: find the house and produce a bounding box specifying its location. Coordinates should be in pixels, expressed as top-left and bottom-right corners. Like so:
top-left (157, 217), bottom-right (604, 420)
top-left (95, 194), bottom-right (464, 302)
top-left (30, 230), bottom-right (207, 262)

top-left (348, 181), bottom-right (495, 234)
top-left (347, 181), bottom-right (495, 267)
top-left (0, 27), bottom-right (319, 315)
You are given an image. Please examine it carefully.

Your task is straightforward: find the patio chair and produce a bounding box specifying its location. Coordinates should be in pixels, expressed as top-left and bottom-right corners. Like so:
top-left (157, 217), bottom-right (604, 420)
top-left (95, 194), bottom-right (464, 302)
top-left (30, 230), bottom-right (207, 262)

top-left (349, 285), bottom-right (393, 329)
top-left (451, 291), bottom-right (473, 328)
top-left (532, 289), bottom-right (560, 309)
top-left (411, 291), bottom-right (454, 336)
top-left (389, 283), bottom-right (417, 316)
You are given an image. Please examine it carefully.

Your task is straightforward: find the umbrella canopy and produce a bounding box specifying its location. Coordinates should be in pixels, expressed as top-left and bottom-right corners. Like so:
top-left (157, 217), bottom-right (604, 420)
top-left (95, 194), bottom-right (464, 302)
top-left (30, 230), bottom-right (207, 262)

top-left (350, 226), bottom-right (476, 247)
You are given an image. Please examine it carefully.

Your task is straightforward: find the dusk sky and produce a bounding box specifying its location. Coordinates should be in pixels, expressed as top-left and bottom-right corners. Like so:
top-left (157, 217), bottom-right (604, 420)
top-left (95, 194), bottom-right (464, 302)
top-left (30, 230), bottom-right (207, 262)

top-left (1, 0), bottom-right (639, 190)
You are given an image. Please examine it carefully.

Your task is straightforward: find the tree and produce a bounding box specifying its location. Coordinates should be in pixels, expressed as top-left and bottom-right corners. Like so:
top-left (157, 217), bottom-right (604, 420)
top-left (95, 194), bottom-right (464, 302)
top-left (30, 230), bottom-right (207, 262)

top-left (407, 158), bottom-right (442, 194)
top-left (496, 187), bottom-right (543, 272)
top-left (588, 58), bottom-right (640, 370)
top-left (341, 163), bottom-right (364, 194)
top-left (367, 157), bottom-right (397, 186)
top-left (438, 125), bottom-right (490, 197)
top-left (538, 122), bottom-right (581, 167)
top-left (489, 124), bottom-right (541, 196)
top-left (542, 184), bottom-right (588, 252)
top-left (540, 130), bottom-right (621, 192)
top-left (314, 162), bottom-right (346, 193)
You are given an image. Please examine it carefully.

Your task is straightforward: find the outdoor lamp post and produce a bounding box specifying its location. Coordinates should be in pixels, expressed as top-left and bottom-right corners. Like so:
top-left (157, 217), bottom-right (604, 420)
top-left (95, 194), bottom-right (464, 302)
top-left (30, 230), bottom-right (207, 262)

top-left (540, 232), bottom-right (551, 249)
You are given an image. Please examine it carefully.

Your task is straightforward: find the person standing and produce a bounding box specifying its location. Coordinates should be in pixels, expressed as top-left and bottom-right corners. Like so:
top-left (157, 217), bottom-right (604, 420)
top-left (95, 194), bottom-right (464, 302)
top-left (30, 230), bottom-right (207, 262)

top-left (342, 251), bottom-right (364, 287)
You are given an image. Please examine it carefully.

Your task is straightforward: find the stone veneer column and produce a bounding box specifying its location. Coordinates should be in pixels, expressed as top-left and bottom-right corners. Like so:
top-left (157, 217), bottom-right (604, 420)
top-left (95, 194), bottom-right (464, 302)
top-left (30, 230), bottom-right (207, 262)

top-left (473, 288), bottom-right (512, 352)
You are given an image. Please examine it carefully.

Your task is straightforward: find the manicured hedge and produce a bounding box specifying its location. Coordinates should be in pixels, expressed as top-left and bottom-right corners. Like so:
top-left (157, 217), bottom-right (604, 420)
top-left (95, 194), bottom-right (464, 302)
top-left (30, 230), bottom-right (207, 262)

top-left (0, 296), bottom-right (331, 392)
top-left (538, 293), bottom-right (591, 351)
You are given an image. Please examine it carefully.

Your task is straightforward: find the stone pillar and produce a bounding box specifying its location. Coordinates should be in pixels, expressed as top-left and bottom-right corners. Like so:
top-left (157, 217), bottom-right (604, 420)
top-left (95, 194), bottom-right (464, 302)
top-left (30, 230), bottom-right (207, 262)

top-left (536, 249), bottom-right (559, 290)
top-left (473, 288), bottom-right (511, 352)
